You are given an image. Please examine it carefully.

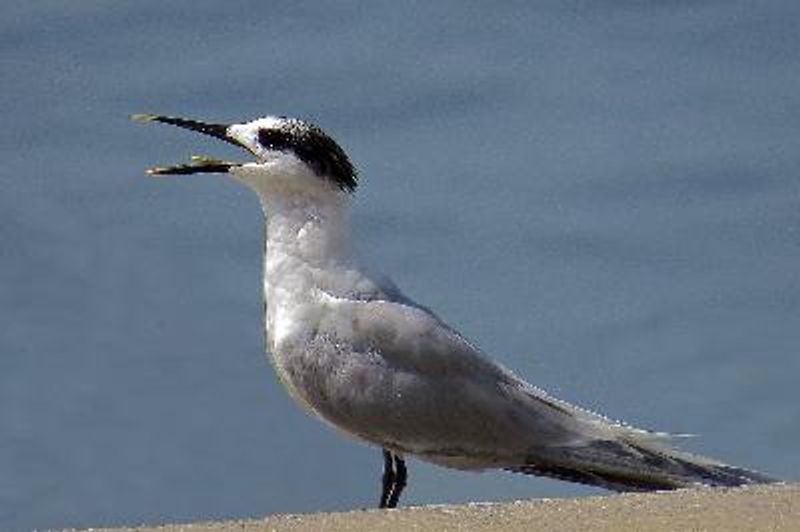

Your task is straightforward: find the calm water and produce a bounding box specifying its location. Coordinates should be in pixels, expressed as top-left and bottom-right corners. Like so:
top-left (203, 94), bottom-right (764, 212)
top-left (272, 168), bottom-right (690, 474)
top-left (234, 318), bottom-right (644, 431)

top-left (1, 2), bottom-right (799, 530)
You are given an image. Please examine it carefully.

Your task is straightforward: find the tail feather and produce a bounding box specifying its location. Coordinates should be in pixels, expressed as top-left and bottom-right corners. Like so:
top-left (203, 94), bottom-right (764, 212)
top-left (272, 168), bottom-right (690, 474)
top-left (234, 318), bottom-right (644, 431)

top-left (507, 437), bottom-right (777, 492)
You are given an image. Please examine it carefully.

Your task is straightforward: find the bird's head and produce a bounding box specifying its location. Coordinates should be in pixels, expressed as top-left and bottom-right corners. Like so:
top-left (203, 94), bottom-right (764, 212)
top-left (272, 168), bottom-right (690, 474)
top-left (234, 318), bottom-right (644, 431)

top-left (132, 114), bottom-right (358, 201)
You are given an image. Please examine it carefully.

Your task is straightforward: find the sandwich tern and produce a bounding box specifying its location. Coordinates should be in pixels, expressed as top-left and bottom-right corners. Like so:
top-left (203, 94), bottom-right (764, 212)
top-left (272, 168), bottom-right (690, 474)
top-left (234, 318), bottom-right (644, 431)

top-left (133, 113), bottom-right (776, 508)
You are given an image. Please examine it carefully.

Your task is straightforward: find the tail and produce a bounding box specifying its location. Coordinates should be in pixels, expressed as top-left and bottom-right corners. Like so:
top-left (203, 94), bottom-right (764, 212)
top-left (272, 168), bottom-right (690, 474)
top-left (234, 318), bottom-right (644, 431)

top-left (507, 435), bottom-right (778, 492)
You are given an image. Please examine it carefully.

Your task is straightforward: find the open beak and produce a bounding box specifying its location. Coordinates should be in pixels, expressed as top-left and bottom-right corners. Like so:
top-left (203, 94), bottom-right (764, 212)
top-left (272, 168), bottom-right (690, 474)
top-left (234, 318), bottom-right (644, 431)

top-left (132, 114), bottom-right (246, 175)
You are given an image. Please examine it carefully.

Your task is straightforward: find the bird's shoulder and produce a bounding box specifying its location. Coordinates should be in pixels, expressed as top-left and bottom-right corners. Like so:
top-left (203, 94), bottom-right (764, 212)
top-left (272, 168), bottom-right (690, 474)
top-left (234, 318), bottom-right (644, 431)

top-left (316, 277), bottom-right (514, 382)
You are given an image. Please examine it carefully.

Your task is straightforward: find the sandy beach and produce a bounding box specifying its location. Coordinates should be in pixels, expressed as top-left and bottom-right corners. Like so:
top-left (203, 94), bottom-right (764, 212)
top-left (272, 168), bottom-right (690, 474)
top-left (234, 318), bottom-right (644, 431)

top-left (92, 483), bottom-right (798, 532)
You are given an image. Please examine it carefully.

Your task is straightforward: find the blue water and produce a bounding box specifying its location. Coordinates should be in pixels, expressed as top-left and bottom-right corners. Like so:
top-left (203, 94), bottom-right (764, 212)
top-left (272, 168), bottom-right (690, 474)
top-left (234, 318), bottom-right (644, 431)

top-left (2, 2), bottom-right (799, 530)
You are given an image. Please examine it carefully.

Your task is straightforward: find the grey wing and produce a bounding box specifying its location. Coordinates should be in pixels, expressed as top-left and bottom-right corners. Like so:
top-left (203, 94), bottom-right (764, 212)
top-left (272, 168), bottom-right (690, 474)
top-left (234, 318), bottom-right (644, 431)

top-left (302, 297), bottom-right (777, 490)
top-left (304, 297), bottom-right (617, 469)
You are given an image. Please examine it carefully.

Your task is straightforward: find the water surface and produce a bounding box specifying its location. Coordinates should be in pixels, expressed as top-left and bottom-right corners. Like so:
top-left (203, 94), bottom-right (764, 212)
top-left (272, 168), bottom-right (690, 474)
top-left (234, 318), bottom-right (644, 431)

top-left (1, 2), bottom-right (798, 530)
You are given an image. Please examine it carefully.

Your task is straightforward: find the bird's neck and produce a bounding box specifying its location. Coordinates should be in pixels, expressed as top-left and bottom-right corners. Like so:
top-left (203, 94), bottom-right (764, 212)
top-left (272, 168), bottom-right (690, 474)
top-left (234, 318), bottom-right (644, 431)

top-left (261, 192), bottom-right (351, 269)
top-left (258, 191), bottom-right (353, 349)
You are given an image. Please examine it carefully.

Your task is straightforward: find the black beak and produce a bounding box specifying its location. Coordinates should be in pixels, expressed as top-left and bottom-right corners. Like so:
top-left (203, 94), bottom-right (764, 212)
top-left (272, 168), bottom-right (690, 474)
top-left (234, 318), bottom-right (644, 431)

top-left (132, 114), bottom-right (246, 175)
top-left (133, 114), bottom-right (239, 145)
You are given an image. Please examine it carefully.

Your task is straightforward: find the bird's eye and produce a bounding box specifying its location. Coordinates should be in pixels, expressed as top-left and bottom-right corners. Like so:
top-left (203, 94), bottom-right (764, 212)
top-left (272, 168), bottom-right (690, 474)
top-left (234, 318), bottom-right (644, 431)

top-left (257, 128), bottom-right (292, 151)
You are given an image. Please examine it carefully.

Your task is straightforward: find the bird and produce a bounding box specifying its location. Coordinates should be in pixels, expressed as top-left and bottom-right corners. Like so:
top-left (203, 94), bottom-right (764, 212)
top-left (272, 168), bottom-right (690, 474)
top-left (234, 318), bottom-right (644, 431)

top-left (133, 113), bottom-right (776, 509)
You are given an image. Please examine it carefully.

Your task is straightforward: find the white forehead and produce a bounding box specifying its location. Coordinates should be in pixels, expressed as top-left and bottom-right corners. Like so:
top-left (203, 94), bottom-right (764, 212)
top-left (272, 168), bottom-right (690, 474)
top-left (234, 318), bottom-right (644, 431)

top-left (243, 116), bottom-right (285, 130)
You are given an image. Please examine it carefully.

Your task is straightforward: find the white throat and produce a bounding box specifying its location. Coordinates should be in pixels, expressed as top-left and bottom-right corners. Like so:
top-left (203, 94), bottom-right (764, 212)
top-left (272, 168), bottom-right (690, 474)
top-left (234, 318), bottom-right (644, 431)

top-left (261, 191), bottom-right (350, 268)
top-left (251, 183), bottom-right (356, 354)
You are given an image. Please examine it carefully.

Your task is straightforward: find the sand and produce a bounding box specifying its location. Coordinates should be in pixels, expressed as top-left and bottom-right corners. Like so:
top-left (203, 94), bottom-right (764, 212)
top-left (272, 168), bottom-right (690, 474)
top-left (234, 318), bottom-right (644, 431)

top-left (90, 483), bottom-right (798, 532)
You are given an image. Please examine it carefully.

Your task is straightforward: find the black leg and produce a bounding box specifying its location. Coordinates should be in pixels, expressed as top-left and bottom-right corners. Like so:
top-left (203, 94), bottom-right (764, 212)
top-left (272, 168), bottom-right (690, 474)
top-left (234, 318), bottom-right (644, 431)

top-left (379, 449), bottom-right (395, 508)
top-left (386, 455), bottom-right (407, 509)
